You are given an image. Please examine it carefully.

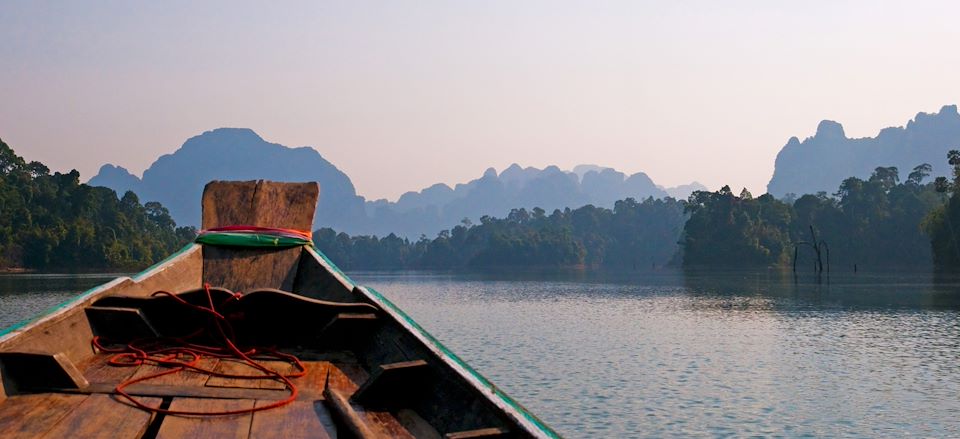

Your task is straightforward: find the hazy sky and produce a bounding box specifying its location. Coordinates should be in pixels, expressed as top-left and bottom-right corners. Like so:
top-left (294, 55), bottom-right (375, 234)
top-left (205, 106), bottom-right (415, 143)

top-left (2, 1), bottom-right (959, 200)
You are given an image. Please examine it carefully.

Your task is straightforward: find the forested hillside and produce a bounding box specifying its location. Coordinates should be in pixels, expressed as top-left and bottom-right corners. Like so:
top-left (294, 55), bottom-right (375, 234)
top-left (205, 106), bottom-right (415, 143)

top-left (685, 164), bottom-right (942, 269)
top-left (0, 138), bottom-right (194, 271)
top-left (314, 197), bottom-right (687, 270)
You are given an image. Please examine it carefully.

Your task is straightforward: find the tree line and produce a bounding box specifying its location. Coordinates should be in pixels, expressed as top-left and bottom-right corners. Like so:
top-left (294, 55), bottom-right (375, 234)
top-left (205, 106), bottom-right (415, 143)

top-left (0, 138), bottom-right (195, 271)
top-left (682, 164), bottom-right (942, 269)
top-left (316, 153), bottom-right (960, 272)
top-left (314, 197), bottom-right (687, 270)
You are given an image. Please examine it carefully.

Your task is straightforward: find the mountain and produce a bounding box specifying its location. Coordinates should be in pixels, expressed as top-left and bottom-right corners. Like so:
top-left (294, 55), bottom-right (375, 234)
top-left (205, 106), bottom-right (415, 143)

top-left (88, 128), bottom-right (367, 231)
top-left (660, 182), bottom-right (708, 199)
top-left (361, 164), bottom-right (673, 238)
top-left (767, 105), bottom-right (960, 197)
top-left (89, 128), bottom-right (695, 239)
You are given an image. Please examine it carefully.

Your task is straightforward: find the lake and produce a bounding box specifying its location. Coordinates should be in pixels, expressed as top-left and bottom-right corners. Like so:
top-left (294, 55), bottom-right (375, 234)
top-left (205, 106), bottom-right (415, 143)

top-left (2, 270), bottom-right (959, 437)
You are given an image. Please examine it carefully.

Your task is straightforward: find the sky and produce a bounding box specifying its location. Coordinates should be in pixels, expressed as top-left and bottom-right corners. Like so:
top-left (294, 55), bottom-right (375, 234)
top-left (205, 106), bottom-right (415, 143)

top-left (2, 1), bottom-right (959, 201)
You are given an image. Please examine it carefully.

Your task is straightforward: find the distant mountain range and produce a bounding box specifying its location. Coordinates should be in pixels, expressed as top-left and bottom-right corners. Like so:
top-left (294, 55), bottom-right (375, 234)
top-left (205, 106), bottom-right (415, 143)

top-left (88, 128), bottom-right (702, 238)
top-left (768, 105), bottom-right (960, 197)
top-left (365, 164), bottom-right (703, 238)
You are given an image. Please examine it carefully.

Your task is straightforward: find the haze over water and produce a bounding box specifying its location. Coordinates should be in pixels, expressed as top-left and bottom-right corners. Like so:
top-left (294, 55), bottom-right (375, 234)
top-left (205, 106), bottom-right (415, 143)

top-left (6, 270), bottom-right (959, 437)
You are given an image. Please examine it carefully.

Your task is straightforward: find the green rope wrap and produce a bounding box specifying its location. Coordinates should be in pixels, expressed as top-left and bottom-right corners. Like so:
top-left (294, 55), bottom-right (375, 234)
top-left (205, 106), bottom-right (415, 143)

top-left (195, 232), bottom-right (311, 248)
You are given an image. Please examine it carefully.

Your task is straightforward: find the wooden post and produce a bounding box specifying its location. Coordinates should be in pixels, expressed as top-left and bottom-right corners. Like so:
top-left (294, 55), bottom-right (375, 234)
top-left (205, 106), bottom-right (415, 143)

top-left (200, 180), bottom-right (320, 292)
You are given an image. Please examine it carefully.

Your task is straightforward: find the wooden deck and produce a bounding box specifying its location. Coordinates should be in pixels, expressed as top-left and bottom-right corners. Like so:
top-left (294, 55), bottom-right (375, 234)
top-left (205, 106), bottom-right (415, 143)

top-left (0, 351), bottom-right (421, 438)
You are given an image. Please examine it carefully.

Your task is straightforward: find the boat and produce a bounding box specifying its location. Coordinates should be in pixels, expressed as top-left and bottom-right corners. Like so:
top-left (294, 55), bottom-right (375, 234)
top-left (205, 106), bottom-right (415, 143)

top-left (0, 180), bottom-right (559, 438)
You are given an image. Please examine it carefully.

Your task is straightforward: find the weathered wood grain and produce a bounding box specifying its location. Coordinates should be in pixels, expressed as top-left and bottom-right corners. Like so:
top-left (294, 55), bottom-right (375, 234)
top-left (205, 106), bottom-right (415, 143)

top-left (201, 181), bottom-right (319, 292)
top-left (323, 364), bottom-right (414, 439)
top-left (115, 244), bottom-right (202, 297)
top-left (41, 394), bottom-right (160, 439)
top-left (397, 409), bottom-right (442, 439)
top-left (202, 247), bottom-right (303, 292)
top-left (155, 398), bottom-right (255, 438)
top-left (128, 357), bottom-right (219, 387)
top-left (201, 181), bottom-right (318, 232)
top-left (292, 249), bottom-right (356, 302)
top-left (0, 393), bottom-right (87, 438)
top-left (326, 362), bottom-right (369, 394)
top-left (249, 400), bottom-right (336, 439)
top-left (205, 359), bottom-right (296, 390)
top-left (80, 354), bottom-right (140, 384)
top-left (294, 361), bottom-right (330, 394)
top-left (257, 360), bottom-right (297, 390)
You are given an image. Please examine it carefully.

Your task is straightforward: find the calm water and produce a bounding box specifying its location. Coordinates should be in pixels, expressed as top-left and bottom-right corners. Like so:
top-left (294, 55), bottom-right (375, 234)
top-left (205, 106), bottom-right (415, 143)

top-left (3, 270), bottom-right (960, 437)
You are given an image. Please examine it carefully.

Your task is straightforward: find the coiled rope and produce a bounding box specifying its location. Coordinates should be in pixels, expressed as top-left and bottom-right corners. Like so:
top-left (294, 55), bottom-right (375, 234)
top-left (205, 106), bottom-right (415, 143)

top-left (92, 283), bottom-right (307, 416)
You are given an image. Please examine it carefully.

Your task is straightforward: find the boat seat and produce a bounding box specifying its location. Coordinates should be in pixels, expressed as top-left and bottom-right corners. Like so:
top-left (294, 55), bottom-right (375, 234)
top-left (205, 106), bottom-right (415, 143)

top-left (352, 360), bottom-right (431, 407)
top-left (88, 287), bottom-right (380, 347)
top-left (0, 352), bottom-right (88, 394)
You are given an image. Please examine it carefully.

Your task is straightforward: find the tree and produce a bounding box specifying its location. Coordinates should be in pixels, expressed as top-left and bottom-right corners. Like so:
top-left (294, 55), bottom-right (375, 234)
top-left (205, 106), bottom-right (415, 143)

top-left (908, 163), bottom-right (932, 186)
top-left (0, 137), bottom-right (192, 271)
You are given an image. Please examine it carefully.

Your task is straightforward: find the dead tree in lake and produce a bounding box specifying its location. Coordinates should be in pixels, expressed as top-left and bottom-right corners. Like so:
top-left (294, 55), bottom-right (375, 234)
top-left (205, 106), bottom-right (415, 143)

top-left (793, 225), bottom-right (830, 274)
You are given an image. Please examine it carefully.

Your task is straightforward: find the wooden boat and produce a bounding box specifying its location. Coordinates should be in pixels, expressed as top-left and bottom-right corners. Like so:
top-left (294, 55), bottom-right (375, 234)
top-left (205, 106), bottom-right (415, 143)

top-left (0, 181), bottom-right (559, 438)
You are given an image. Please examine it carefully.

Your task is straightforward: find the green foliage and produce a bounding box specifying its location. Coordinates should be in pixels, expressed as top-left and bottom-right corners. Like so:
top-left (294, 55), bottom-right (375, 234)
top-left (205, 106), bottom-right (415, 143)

top-left (682, 186), bottom-right (793, 266)
top-left (313, 197), bottom-right (687, 270)
top-left (0, 138), bottom-right (194, 271)
top-left (684, 165), bottom-right (942, 268)
top-left (922, 151), bottom-right (960, 268)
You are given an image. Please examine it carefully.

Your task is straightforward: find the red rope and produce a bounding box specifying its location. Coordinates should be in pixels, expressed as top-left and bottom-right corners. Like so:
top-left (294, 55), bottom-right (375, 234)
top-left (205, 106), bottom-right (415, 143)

top-left (92, 284), bottom-right (307, 416)
top-left (200, 225), bottom-right (313, 240)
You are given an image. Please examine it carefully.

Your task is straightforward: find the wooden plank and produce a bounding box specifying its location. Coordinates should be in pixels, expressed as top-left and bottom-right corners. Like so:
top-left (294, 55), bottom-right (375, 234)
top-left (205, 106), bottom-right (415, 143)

top-left (397, 409), bottom-right (441, 439)
top-left (205, 359), bottom-right (297, 390)
top-left (155, 398), bottom-right (255, 439)
top-left (258, 360), bottom-right (297, 390)
top-left (80, 354), bottom-right (140, 384)
top-left (201, 181), bottom-right (319, 292)
top-left (326, 362), bottom-right (369, 394)
top-left (121, 243), bottom-right (202, 296)
top-left (294, 361), bottom-right (330, 394)
top-left (41, 394), bottom-right (161, 439)
top-left (0, 393), bottom-right (87, 438)
top-left (323, 364), bottom-right (414, 439)
top-left (324, 386), bottom-right (415, 439)
top-left (128, 356), bottom-right (219, 387)
top-left (292, 249), bottom-right (356, 302)
top-left (202, 247), bottom-right (304, 292)
top-left (249, 400), bottom-right (336, 439)
top-left (206, 359), bottom-right (264, 389)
